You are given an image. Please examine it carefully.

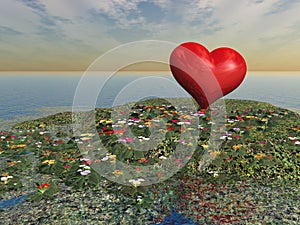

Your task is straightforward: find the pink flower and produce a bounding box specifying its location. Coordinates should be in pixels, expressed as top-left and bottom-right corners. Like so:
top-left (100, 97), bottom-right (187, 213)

top-left (80, 158), bottom-right (92, 165)
top-left (175, 158), bottom-right (182, 163)
top-left (54, 140), bottom-right (63, 145)
top-left (259, 141), bottom-right (265, 145)
top-left (234, 135), bottom-right (241, 139)
top-left (80, 170), bottom-right (91, 176)
top-left (63, 165), bottom-right (72, 169)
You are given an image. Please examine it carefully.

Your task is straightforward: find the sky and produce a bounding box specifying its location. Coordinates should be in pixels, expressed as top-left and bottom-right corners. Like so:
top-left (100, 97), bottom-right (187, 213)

top-left (0, 0), bottom-right (300, 71)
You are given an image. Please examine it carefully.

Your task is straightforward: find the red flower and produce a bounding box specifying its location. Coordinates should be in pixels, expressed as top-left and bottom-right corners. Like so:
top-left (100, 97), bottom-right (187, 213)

top-left (37, 183), bottom-right (50, 189)
top-left (105, 130), bottom-right (114, 135)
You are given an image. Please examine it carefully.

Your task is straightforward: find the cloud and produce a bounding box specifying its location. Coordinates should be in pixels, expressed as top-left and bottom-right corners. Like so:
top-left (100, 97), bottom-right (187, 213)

top-left (267, 0), bottom-right (300, 14)
top-left (0, 0), bottom-right (300, 70)
top-left (0, 26), bottom-right (22, 35)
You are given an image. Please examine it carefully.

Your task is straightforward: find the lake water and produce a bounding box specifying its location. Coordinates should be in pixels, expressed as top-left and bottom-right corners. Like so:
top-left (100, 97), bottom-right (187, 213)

top-left (0, 72), bottom-right (299, 129)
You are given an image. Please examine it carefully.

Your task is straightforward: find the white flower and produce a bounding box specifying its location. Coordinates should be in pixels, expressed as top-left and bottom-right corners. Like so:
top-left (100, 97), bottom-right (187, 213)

top-left (1, 177), bottom-right (8, 181)
top-left (137, 196), bottom-right (143, 202)
top-left (117, 120), bottom-right (127, 124)
top-left (159, 156), bottom-right (167, 160)
top-left (288, 137), bottom-right (297, 140)
top-left (1, 136), bottom-right (5, 139)
top-left (208, 171), bottom-right (219, 177)
top-left (101, 156), bottom-right (110, 161)
top-left (295, 141), bottom-right (300, 145)
top-left (129, 178), bottom-right (145, 187)
top-left (152, 119), bottom-right (160, 122)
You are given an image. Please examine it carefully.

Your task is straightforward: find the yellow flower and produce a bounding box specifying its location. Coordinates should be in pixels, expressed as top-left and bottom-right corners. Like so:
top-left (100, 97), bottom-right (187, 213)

top-left (232, 144), bottom-right (242, 150)
top-left (201, 144), bottom-right (209, 149)
top-left (296, 153), bottom-right (300, 157)
top-left (109, 155), bottom-right (116, 159)
top-left (246, 116), bottom-right (255, 119)
top-left (112, 169), bottom-right (123, 175)
top-left (10, 144), bottom-right (27, 149)
top-left (208, 150), bottom-right (220, 157)
top-left (80, 133), bottom-right (95, 137)
top-left (42, 160), bottom-right (55, 165)
top-left (261, 118), bottom-right (268, 122)
top-left (80, 137), bottom-right (92, 141)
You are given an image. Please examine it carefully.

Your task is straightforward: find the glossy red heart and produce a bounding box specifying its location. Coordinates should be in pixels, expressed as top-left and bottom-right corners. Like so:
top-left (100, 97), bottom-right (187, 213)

top-left (170, 42), bottom-right (247, 109)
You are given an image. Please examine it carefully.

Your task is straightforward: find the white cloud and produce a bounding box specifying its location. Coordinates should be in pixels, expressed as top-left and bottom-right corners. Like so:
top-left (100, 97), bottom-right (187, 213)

top-left (0, 0), bottom-right (40, 34)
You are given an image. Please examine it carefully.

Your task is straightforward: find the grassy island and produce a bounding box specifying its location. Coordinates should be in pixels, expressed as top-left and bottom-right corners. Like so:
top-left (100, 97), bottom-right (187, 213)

top-left (0, 99), bottom-right (299, 224)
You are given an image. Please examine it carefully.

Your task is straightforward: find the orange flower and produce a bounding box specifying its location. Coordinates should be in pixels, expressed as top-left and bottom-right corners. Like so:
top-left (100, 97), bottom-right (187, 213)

top-left (8, 161), bottom-right (17, 165)
top-left (1, 173), bottom-right (8, 177)
top-left (43, 150), bottom-right (52, 156)
top-left (138, 158), bottom-right (147, 163)
top-left (254, 153), bottom-right (267, 159)
top-left (157, 172), bottom-right (163, 178)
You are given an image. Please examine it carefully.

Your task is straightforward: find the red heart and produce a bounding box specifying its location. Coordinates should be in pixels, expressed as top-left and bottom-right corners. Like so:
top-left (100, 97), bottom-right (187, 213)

top-left (170, 42), bottom-right (247, 109)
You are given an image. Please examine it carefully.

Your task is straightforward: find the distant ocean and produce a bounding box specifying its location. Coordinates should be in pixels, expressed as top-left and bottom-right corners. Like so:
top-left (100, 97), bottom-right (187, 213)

top-left (0, 72), bottom-right (299, 129)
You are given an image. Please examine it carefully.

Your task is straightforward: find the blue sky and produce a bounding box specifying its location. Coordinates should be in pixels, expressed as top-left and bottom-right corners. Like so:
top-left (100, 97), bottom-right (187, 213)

top-left (0, 0), bottom-right (299, 71)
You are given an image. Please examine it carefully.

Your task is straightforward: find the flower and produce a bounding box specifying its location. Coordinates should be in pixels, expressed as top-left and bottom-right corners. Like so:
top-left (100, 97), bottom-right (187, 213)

top-left (117, 137), bottom-right (134, 143)
top-left (129, 178), bottom-right (145, 187)
top-left (138, 158), bottom-right (147, 163)
top-left (232, 144), bottom-right (242, 150)
top-left (80, 158), bottom-right (92, 165)
top-left (254, 153), bottom-right (267, 159)
top-left (201, 144), bottom-right (209, 149)
top-left (112, 169), bottom-right (123, 175)
top-left (208, 171), bottom-right (219, 177)
top-left (208, 150), bottom-right (221, 157)
top-left (1, 174), bottom-right (14, 184)
top-left (80, 170), bottom-right (91, 176)
top-left (42, 160), bottom-right (55, 165)
top-left (63, 165), bottom-right (72, 169)
top-left (37, 183), bottom-right (50, 193)
top-left (159, 156), bottom-right (167, 160)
